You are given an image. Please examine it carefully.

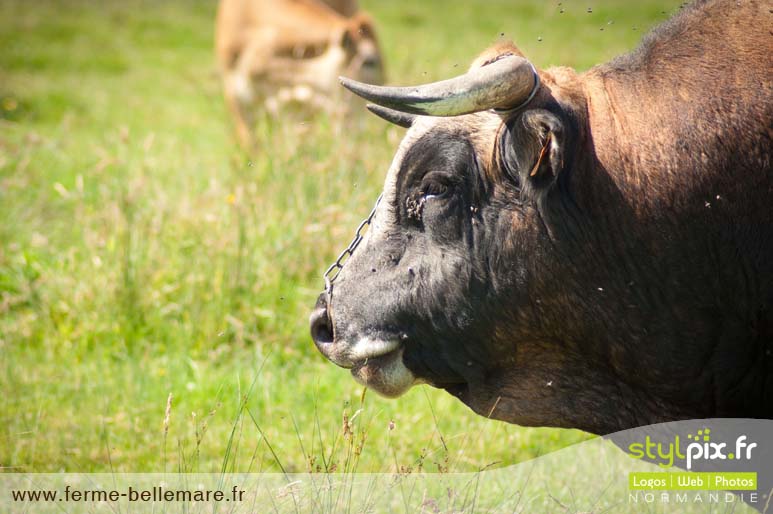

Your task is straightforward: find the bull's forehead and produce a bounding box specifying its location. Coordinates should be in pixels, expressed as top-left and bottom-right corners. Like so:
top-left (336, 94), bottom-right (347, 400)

top-left (370, 112), bottom-right (503, 237)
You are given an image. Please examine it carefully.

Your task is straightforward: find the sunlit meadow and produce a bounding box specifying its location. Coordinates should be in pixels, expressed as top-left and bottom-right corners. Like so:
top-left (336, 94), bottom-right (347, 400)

top-left (1, 0), bottom-right (680, 474)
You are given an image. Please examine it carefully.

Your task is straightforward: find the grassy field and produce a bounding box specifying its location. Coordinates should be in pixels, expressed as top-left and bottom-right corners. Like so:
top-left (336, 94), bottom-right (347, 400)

top-left (1, 0), bottom-right (681, 474)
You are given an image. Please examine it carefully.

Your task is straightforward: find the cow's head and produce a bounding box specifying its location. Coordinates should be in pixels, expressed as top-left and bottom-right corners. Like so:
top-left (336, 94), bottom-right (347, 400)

top-left (310, 42), bottom-right (620, 432)
top-left (254, 12), bottom-right (384, 105)
top-left (287, 13), bottom-right (384, 94)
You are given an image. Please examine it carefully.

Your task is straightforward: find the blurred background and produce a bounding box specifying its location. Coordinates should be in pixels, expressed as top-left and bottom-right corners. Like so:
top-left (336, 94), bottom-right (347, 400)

top-left (1, 0), bottom-right (680, 473)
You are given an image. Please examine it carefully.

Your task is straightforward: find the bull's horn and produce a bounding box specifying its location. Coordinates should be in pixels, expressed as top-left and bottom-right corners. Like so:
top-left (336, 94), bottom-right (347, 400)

top-left (339, 54), bottom-right (539, 117)
top-left (366, 104), bottom-right (415, 128)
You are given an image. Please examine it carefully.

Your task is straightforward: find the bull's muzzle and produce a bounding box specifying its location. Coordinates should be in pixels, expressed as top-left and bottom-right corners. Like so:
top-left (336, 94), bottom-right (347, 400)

top-left (309, 292), bottom-right (418, 397)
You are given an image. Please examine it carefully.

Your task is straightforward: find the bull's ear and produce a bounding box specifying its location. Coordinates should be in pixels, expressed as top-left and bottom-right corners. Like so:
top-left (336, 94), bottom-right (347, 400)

top-left (501, 109), bottom-right (565, 193)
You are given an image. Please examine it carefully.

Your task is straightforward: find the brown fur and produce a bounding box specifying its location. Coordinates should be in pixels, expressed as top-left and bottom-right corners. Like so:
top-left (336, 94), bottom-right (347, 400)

top-left (215, 0), bottom-right (384, 148)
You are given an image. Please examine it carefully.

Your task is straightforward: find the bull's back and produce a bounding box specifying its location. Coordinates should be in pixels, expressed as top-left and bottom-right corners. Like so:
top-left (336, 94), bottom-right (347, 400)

top-left (586, 0), bottom-right (771, 213)
top-left (580, 0), bottom-right (772, 336)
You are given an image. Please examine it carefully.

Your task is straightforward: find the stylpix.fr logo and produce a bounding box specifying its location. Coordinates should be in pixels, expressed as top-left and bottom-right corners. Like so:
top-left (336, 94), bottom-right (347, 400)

top-left (628, 429), bottom-right (758, 470)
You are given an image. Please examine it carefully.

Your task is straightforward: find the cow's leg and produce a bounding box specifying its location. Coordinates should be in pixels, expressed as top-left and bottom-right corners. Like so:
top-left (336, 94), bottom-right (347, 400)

top-left (226, 63), bottom-right (260, 148)
top-left (223, 73), bottom-right (255, 149)
top-left (224, 31), bottom-right (278, 150)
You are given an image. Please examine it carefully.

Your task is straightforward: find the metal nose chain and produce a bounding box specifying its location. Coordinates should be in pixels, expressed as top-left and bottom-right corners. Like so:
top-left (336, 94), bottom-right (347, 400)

top-left (323, 193), bottom-right (383, 296)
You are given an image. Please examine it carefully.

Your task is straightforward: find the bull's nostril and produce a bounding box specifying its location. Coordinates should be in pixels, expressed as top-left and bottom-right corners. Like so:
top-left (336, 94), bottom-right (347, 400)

top-left (310, 293), bottom-right (334, 347)
top-left (310, 307), bottom-right (334, 346)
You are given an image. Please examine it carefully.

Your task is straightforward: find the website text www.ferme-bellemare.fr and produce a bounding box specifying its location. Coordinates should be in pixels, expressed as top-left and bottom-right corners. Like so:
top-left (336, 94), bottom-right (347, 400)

top-left (11, 484), bottom-right (245, 504)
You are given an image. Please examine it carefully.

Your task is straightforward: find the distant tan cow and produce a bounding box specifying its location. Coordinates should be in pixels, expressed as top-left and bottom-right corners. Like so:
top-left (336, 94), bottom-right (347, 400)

top-left (215, 0), bottom-right (384, 147)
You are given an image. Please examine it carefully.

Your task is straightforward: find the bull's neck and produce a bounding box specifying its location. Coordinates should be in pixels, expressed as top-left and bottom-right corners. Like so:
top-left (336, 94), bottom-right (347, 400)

top-left (578, 70), bottom-right (684, 217)
top-left (539, 61), bottom-right (772, 423)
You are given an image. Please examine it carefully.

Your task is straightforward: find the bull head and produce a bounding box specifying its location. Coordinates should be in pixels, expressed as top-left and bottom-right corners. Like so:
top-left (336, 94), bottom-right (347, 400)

top-left (310, 42), bottom-right (586, 430)
top-left (309, 0), bottom-right (773, 437)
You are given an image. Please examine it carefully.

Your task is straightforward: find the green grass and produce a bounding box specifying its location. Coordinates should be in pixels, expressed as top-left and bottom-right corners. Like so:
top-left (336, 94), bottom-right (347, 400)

top-left (0, 0), bottom-right (681, 474)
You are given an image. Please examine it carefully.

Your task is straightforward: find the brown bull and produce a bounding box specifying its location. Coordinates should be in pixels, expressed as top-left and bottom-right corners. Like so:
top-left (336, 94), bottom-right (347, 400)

top-left (310, 0), bottom-right (772, 435)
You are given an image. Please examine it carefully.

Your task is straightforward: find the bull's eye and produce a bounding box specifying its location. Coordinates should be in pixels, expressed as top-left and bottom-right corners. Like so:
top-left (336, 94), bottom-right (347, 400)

top-left (406, 172), bottom-right (454, 222)
top-left (423, 182), bottom-right (447, 198)
top-left (420, 173), bottom-right (451, 199)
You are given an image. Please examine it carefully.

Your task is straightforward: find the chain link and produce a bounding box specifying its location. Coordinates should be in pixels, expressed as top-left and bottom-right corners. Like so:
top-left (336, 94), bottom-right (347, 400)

top-left (324, 193), bottom-right (383, 295)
